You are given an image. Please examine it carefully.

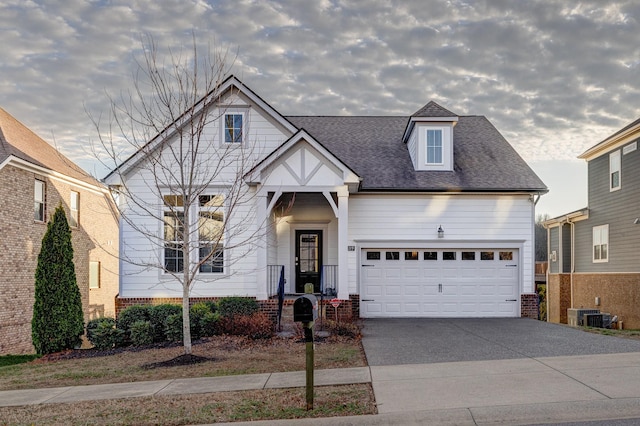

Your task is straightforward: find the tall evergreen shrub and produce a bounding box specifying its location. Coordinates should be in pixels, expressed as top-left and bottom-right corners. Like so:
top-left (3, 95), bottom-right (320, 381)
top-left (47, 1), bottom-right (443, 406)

top-left (31, 205), bottom-right (84, 354)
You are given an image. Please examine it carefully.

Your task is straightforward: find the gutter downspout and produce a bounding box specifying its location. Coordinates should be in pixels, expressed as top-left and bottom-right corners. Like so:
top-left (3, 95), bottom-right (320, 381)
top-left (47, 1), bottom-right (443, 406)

top-left (569, 219), bottom-right (576, 310)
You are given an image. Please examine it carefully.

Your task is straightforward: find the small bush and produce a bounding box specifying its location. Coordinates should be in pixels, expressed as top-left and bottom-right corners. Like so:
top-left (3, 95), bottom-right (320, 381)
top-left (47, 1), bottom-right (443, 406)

top-left (217, 297), bottom-right (259, 319)
top-left (190, 302), bottom-right (218, 339)
top-left (220, 313), bottom-right (274, 339)
top-left (149, 304), bottom-right (182, 342)
top-left (117, 305), bottom-right (152, 342)
top-left (86, 317), bottom-right (125, 350)
top-left (202, 300), bottom-right (218, 314)
top-left (322, 319), bottom-right (361, 338)
top-left (165, 313), bottom-right (183, 342)
top-left (129, 320), bottom-right (153, 346)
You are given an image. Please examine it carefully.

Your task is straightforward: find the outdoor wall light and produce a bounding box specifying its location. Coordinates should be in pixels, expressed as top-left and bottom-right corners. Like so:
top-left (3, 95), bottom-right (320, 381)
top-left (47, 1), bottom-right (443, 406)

top-left (437, 225), bottom-right (444, 238)
top-left (634, 218), bottom-right (640, 225)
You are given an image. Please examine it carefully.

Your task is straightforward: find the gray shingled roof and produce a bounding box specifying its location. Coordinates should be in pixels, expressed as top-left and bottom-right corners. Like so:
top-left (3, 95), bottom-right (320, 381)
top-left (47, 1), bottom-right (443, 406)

top-left (412, 101), bottom-right (457, 118)
top-left (285, 115), bottom-right (547, 192)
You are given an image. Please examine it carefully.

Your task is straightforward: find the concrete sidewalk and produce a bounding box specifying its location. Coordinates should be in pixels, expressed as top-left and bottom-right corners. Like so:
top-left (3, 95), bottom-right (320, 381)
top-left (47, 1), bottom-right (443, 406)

top-left (2, 352), bottom-right (640, 425)
top-left (0, 367), bottom-right (371, 407)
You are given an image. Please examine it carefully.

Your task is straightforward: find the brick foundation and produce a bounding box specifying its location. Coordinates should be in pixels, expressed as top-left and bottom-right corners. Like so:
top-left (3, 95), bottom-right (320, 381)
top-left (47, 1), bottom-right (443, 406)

top-left (520, 293), bottom-right (539, 319)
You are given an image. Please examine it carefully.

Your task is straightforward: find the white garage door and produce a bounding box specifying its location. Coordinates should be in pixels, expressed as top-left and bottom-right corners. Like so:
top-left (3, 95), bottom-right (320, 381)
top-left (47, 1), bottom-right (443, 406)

top-left (360, 248), bottom-right (519, 318)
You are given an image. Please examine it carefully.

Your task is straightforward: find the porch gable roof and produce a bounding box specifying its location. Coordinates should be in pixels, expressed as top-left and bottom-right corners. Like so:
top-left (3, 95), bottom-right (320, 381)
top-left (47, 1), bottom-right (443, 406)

top-left (244, 128), bottom-right (361, 191)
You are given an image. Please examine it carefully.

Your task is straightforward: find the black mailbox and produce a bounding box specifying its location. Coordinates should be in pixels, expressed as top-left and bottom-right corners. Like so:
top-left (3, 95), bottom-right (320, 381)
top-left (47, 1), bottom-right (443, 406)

top-left (293, 294), bottom-right (318, 323)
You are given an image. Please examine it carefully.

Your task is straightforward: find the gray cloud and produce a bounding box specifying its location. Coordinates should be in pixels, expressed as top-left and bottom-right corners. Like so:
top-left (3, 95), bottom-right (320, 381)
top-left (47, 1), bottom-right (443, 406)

top-left (1, 0), bottom-right (640, 178)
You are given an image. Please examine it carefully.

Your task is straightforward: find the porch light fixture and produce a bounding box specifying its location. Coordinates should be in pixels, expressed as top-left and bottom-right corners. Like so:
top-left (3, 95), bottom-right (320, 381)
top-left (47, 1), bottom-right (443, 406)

top-left (635, 218), bottom-right (640, 225)
top-left (437, 225), bottom-right (444, 238)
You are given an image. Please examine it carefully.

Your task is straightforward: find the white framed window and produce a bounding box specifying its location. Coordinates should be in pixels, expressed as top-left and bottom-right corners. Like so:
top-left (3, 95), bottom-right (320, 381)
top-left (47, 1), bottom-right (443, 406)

top-left (163, 195), bottom-right (185, 273)
top-left (34, 179), bottom-right (45, 222)
top-left (593, 224), bottom-right (609, 263)
top-left (224, 113), bottom-right (243, 143)
top-left (426, 129), bottom-right (443, 164)
top-left (162, 193), bottom-right (225, 274)
top-left (198, 195), bottom-right (224, 273)
top-left (610, 150), bottom-right (621, 191)
top-left (70, 191), bottom-right (79, 227)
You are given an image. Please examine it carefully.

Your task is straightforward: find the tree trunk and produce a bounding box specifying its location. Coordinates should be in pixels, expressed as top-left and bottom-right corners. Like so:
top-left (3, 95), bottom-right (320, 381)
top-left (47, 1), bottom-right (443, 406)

top-left (182, 282), bottom-right (192, 354)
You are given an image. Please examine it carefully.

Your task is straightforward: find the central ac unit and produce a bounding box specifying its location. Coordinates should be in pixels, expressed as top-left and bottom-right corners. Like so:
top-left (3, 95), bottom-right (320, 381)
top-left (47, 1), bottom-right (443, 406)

top-left (567, 308), bottom-right (600, 326)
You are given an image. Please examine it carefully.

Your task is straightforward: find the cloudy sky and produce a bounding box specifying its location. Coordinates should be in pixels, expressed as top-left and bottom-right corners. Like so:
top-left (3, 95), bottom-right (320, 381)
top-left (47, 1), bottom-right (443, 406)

top-left (2, 0), bottom-right (639, 217)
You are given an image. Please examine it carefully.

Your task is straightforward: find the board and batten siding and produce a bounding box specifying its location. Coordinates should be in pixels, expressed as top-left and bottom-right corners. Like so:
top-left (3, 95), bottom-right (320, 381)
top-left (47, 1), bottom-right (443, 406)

top-left (574, 142), bottom-right (640, 273)
top-left (549, 226), bottom-right (560, 274)
top-left (118, 97), bottom-right (291, 298)
top-left (346, 193), bottom-right (536, 295)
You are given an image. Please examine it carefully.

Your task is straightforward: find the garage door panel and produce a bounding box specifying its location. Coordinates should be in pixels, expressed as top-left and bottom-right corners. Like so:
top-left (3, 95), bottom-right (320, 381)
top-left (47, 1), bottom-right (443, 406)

top-left (405, 285), bottom-right (420, 296)
top-left (361, 248), bottom-right (519, 318)
top-left (385, 268), bottom-right (402, 278)
top-left (404, 268), bottom-right (420, 279)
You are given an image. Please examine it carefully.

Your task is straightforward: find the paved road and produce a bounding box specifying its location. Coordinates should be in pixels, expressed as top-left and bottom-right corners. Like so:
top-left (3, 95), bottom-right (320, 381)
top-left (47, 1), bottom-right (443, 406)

top-left (361, 317), bottom-right (640, 365)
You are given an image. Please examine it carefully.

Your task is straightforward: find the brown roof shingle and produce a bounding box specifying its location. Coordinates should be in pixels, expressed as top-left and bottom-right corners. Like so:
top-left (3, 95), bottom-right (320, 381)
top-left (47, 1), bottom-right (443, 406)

top-left (0, 107), bottom-right (98, 186)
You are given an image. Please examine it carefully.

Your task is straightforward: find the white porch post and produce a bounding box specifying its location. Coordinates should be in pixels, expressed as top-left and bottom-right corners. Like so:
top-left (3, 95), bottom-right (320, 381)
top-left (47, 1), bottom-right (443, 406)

top-left (256, 192), bottom-right (268, 300)
top-left (337, 188), bottom-right (349, 300)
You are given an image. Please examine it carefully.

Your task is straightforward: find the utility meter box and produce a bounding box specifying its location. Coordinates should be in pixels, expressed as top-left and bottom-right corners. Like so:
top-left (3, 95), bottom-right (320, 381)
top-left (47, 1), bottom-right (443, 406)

top-left (293, 294), bottom-right (318, 323)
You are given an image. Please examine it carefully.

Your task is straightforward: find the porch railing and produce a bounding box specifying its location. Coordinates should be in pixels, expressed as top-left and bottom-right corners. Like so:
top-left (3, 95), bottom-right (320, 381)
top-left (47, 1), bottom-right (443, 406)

top-left (267, 264), bottom-right (284, 298)
top-left (321, 265), bottom-right (338, 297)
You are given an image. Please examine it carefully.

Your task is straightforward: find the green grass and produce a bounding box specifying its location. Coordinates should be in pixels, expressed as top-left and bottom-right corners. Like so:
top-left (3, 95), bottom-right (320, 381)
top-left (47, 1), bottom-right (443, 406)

top-left (0, 354), bottom-right (39, 367)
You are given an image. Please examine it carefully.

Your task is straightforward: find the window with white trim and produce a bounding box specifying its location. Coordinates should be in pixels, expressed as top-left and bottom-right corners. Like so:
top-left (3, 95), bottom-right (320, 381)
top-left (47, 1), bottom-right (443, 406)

top-left (34, 179), bottom-right (45, 222)
top-left (426, 129), bottom-right (443, 164)
top-left (163, 195), bottom-right (185, 273)
top-left (610, 150), bottom-right (621, 191)
top-left (70, 191), bottom-right (79, 227)
top-left (198, 195), bottom-right (224, 273)
top-left (593, 224), bottom-right (609, 262)
top-left (224, 113), bottom-right (243, 143)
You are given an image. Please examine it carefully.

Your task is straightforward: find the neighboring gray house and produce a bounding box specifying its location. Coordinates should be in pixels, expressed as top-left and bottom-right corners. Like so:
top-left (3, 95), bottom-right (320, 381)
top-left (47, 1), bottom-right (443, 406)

top-left (106, 76), bottom-right (547, 319)
top-left (545, 117), bottom-right (640, 328)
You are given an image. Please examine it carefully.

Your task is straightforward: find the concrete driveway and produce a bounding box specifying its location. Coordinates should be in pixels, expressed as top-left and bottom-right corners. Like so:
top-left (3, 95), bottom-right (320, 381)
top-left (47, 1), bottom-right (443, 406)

top-left (361, 317), bottom-right (640, 365)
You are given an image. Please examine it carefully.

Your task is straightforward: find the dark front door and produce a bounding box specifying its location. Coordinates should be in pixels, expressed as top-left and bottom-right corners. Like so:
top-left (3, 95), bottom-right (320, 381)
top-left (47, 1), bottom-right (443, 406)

top-left (295, 230), bottom-right (323, 293)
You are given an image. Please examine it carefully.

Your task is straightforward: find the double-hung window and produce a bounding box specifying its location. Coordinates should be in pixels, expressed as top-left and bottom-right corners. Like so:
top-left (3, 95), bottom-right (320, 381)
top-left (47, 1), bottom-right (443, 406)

top-left (163, 195), bottom-right (185, 273)
top-left (34, 179), bottom-right (45, 222)
top-left (610, 150), bottom-right (621, 191)
top-left (70, 191), bottom-right (79, 227)
top-left (198, 195), bottom-right (224, 273)
top-left (426, 129), bottom-right (443, 164)
top-left (593, 224), bottom-right (609, 262)
top-left (224, 113), bottom-right (243, 143)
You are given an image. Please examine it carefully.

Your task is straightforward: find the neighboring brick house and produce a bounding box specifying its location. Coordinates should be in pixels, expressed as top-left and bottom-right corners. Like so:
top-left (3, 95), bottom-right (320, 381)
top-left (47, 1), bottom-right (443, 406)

top-left (544, 116), bottom-right (640, 328)
top-left (0, 108), bottom-right (119, 355)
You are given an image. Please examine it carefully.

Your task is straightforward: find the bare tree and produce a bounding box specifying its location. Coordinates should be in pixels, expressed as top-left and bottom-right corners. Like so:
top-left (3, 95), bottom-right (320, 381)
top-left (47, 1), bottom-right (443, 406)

top-left (91, 34), bottom-right (263, 354)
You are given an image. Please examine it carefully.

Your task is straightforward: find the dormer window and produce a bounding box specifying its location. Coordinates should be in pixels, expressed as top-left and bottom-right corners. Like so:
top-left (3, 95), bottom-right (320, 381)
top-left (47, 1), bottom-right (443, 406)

top-left (419, 125), bottom-right (452, 171)
top-left (403, 101), bottom-right (458, 171)
top-left (426, 129), bottom-right (443, 164)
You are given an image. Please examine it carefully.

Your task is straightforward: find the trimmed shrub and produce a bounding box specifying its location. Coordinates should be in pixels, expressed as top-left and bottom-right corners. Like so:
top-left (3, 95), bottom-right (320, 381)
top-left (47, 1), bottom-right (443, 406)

top-left (86, 317), bottom-right (125, 350)
top-left (220, 313), bottom-right (274, 339)
top-left (217, 297), bottom-right (259, 319)
top-left (149, 304), bottom-right (182, 342)
top-left (322, 319), bottom-right (361, 338)
top-left (202, 300), bottom-right (218, 314)
top-left (130, 320), bottom-right (153, 346)
top-left (165, 313), bottom-right (183, 342)
top-left (190, 302), bottom-right (219, 339)
top-left (117, 305), bottom-right (152, 342)
top-left (32, 205), bottom-right (85, 355)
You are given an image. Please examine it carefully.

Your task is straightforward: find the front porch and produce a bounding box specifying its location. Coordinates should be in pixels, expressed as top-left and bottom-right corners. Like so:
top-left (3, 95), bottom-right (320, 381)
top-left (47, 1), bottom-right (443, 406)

top-left (257, 191), bottom-right (348, 300)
